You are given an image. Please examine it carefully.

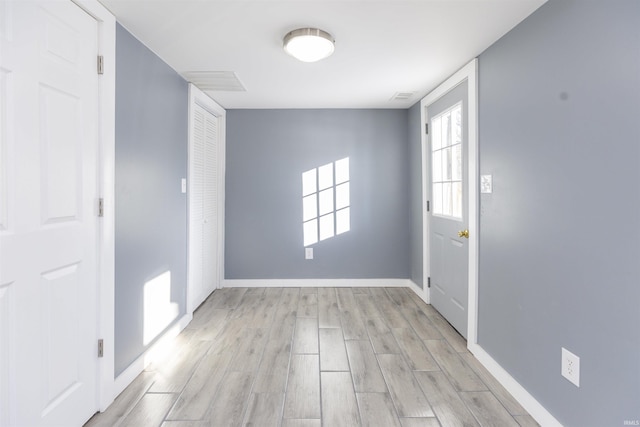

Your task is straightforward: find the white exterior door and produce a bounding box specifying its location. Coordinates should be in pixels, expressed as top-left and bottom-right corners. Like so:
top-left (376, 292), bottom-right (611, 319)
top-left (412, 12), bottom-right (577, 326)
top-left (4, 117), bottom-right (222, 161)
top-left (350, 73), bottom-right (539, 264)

top-left (188, 88), bottom-right (224, 312)
top-left (0, 1), bottom-right (100, 425)
top-left (428, 81), bottom-right (469, 338)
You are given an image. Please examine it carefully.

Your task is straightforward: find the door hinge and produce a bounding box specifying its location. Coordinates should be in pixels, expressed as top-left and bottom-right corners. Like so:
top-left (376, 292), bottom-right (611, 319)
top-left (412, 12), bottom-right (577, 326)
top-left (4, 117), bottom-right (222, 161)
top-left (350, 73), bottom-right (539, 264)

top-left (98, 198), bottom-right (104, 217)
top-left (427, 277), bottom-right (431, 288)
top-left (97, 55), bottom-right (104, 75)
top-left (98, 339), bottom-right (104, 358)
top-left (425, 123), bottom-right (429, 134)
top-left (426, 200), bottom-right (430, 212)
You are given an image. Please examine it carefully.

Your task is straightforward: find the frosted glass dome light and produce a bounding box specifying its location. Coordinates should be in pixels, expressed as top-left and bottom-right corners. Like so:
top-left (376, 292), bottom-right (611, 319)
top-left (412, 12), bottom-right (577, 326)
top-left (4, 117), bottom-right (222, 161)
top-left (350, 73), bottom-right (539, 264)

top-left (283, 28), bottom-right (335, 63)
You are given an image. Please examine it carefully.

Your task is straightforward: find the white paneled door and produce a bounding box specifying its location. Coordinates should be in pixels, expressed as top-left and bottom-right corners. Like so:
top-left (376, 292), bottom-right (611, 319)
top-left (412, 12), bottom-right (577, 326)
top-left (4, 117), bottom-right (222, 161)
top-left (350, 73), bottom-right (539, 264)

top-left (189, 91), bottom-right (222, 311)
top-left (0, 1), bottom-right (100, 425)
top-left (428, 81), bottom-right (469, 338)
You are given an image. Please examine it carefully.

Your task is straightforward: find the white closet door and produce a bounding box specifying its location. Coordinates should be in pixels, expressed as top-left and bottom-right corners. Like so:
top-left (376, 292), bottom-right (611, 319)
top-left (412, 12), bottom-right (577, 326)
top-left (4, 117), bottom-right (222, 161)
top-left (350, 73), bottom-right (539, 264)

top-left (189, 102), bottom-right (219, 310)
top-left (202, 111), bottom-right (218, 299)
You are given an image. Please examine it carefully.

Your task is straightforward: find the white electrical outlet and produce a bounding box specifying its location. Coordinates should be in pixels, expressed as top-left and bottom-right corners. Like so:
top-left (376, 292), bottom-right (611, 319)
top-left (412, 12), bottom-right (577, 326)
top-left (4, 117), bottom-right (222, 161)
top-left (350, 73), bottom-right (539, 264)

top-left (561, 347), bottom-right (580, 387)
top-left (305, 248), bottom-right (313, 260)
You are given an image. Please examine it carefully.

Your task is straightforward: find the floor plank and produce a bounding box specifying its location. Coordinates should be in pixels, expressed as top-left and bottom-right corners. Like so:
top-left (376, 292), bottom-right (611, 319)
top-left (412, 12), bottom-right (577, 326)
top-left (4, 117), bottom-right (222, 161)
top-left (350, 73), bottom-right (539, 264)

top-left (376, 354), bottom-right (434, 418)
top-left (321, 372), bottom-right (361, 427)
top-left (429, 312), bottom-right (468, 353)
top-left (336, 288), bottom-right (368, 340)
top-left (345, 340), bottom-right (388, 393)
top-left (319, 328), bottom-right (349, 371)
top-left (354, 293), bottom-right (384, 320)
top-left (318, 288), bottom-right (341, 328)
top-left (227, 328), bottom-right (269, 372)
top-left (369, 288), bottom-right (409, 328)
top-left (149, 340), bottom-right (211, 393)
top-left (167, 351), bottom-right (234, 421)
top-left (399, 418), bottom-right (441, 427)
top-left (391, 328), bottom-right (439, 371)
top-left (292, 317), bottom-right (319, 354)
top-left (283, 355), bottom-right (321, 419)
top-left (208, 371), bottom-right (254, 426)
top-left (366, 317), bottom-right (401, 354)
top-left (414, 371), bottom-right (480, 427)
top-left (514, 415), bottom-right (541, 427)
top-left (298, 291), bottom-right (319, 318)
top-left (211, 287), bottom-right (248, 309)
top-left (242, 392), bottom-right (284, 427)
top-left (281, 420), bottom-right (321, 427)
top-left (460, 391), bottom-right (520, 427)
top-left (424, 340), bottom-right (487, 392)
top-left (460, 352), bottom-right (528, 415)
top-left (356, 393), bottom-right (402, 427)
top-left (120, 393), bottom-right (177, 427)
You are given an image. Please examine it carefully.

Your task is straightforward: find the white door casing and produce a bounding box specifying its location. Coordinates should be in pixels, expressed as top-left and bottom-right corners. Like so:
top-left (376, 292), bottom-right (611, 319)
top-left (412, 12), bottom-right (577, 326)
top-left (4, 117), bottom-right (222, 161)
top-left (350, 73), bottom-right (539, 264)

top-left (0, 1), bottom-right (102, 425)
top-left (421, 59), bottom-right (479, 347)
top-left (188, 85), bottom-right (226, 313)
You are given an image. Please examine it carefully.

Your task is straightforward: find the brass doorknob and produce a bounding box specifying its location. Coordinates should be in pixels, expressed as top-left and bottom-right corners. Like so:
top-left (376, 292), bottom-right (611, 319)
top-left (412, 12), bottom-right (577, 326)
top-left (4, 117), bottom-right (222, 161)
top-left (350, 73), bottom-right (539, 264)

top-left (458, 229), bottom-right (469, 238)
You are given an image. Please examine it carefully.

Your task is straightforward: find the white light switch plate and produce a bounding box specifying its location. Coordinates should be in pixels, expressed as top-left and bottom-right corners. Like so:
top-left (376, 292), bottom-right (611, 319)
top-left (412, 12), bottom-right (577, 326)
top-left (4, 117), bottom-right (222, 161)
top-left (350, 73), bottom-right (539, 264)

top-left (181, 178), bottom-right (187, 193)
top-left (305, 248), bottom-right (313, 260)
top-left (481, 175), bottom-right (493, 194)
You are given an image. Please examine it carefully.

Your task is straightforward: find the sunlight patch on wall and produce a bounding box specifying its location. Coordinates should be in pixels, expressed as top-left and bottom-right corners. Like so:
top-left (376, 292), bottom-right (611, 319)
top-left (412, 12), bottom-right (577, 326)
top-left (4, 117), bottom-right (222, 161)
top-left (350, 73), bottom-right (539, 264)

top-left (302, 157), bottom-right (350, 246)
top-left (143, 271), bottom-right (179, 345)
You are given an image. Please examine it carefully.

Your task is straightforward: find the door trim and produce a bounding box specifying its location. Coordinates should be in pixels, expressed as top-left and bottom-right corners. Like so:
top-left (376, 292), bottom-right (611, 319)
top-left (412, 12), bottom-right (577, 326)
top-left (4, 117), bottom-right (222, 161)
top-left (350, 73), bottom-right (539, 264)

top-left (187, 84), bottom-right (226, 314)
top-left (420, 58), bottom-right (478, 349)
top-left (69, 0), bottom-right (116, 412)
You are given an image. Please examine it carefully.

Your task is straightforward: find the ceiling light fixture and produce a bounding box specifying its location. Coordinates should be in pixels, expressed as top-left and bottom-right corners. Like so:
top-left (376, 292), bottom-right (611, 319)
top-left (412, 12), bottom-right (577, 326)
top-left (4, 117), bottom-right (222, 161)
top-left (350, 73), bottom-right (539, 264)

top-left (283, 28), bottom-right (335, 63)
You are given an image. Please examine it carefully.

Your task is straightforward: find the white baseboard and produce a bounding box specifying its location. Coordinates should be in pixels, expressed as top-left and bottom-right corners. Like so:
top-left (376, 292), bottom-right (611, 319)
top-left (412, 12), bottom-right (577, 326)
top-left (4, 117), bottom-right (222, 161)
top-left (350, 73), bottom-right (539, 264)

top-left (222, 278), bottom-right (413, 288)
top-left (469, 344), bottom-right (562, 427)
top-left (112, 313), bottom-right (192, 398)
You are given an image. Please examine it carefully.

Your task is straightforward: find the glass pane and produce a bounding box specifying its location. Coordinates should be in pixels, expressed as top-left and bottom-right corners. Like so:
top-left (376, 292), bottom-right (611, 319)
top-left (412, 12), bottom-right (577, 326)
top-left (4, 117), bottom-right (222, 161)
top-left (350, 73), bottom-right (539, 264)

top-left (452, 181), bottom-right (462, 219)
top-left (452, 143), bottom-right (462, 181)
top-left (444, 146), bottom-right (452, 180)
top-left (318, 163), bottom-right (333, 190)
top-left (335, 157), bottom-right (349, 184)
top-left (453, 104), bottom-right (462, 144)
top-left (335, 182), bottom-right (349, 210)
top-left (302, 169), bottom-right (317, 196)
top-left (442, 182), bottom-right (452, 217)
top-left (319, 188), bottom-right (334, 216)
top-left (432, 116), bottom-right (442, 151)
top-left (432, 150), bottom-right (442, 183)
top-left (302, 194), bottom-right (317, 222)
top-left (442, 112), bottom-right (451, 147)
top-left (303, 219), bottom-right (318, 246)
top-left (433, 183), bottom-right (443, 215)
top-left (319, 214), bottom-right (334, 241)
top-left (336, 207), bottom-right (350, 235)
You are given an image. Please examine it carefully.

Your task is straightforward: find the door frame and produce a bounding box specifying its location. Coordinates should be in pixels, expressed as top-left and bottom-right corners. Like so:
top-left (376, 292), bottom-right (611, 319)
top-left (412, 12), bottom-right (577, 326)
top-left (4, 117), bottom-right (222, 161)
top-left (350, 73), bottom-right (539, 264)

top-left (187, 84), bottom-right (226, 314)
top-left (69, 0), bottom-right (116, 412)
top-left (420, 58), bottom-right (479, 349)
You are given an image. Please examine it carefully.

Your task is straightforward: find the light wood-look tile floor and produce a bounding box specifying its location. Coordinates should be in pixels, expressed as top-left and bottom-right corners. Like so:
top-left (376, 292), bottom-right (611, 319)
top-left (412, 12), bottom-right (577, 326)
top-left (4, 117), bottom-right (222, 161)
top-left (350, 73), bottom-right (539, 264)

top-left (86, 287), bottom-right (539, 427)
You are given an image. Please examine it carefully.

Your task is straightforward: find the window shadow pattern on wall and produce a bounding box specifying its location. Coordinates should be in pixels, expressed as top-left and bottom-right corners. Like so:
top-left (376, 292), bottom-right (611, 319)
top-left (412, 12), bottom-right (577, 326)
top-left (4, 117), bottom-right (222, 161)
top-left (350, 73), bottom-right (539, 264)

top-left (302, 157), bottom-right (350, 247)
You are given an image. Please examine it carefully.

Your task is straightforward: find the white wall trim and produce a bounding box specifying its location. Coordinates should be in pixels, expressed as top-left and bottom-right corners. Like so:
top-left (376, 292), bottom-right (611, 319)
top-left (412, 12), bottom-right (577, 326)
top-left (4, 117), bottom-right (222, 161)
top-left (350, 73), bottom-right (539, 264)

top-left (223, 279), bottom-right (413, 288)
top-left (187, 84), bottom-right (226, 314)
top-left (470, 344), bottom-right (562, 427)
top-left (420, 58), bottom-right (479, 347)
top-left (70, 0), bottom-right (116, 413)
top-left (112, 314), bottom-right (192, 398)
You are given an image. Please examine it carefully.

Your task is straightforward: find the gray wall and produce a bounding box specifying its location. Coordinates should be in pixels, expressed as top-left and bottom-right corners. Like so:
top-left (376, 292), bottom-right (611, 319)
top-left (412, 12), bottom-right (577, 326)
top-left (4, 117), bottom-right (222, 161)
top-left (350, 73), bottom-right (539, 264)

top-left (477, 1), bottom-right (640, 425)
top-left (408, 103), bottom-right (423, 288)
top-left (225, 109), bottom-right (410, 279)
top-left (115, 24), bottom-right (189, 376)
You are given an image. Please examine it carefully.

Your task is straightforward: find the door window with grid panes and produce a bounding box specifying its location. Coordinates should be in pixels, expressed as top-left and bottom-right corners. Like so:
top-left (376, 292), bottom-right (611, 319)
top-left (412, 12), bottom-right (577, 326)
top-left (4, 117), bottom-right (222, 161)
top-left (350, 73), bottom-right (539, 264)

top-left (431, 103), bottom-right (463, 219)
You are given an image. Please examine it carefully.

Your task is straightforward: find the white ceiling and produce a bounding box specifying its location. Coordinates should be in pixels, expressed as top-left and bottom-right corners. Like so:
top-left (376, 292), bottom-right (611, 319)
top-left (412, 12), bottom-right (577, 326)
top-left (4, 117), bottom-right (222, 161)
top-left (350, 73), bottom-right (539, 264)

top-left (98, 0), bottom-right (546, 109)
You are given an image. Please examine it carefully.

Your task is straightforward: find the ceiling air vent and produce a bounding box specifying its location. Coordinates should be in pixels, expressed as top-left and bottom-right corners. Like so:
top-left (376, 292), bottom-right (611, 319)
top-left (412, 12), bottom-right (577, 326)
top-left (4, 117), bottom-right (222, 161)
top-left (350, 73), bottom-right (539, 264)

top-left (390, 91), bottom-right (415, 101)
top-left (182, 71), bottom-right (246, 92)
